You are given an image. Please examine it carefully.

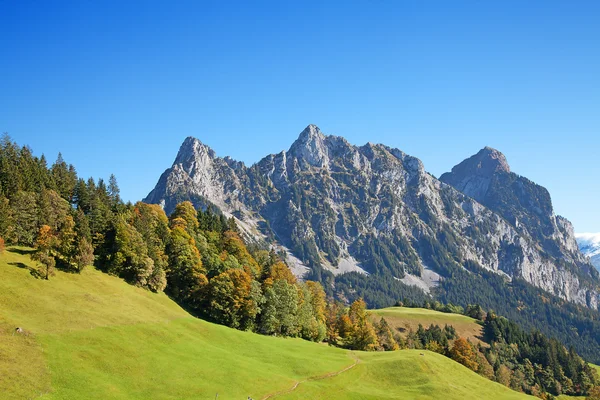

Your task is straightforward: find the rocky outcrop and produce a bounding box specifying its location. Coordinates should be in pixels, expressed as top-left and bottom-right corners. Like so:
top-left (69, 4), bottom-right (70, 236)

top-left (145, 125), bottom-right (600, 309)
top-left (440, 147), bottom-right (587, 266)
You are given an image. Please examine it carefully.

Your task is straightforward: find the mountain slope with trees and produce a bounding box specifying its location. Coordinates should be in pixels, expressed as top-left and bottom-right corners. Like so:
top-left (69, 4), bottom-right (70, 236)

top-left (142, 126), bottom-right (600, 363)
top-left (1, 248), bottom-right (533, 400)
top-left (145, 126), bottom-right (599, 312)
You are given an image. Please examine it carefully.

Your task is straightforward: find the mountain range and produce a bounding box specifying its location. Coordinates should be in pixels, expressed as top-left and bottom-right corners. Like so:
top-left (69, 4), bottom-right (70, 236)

top-left (577, 233), bottom-right (600, 271)
top-left (145, 125), bottom-right (600, 310)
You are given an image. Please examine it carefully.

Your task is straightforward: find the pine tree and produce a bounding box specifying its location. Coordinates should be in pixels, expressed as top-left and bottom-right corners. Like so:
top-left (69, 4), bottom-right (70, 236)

top-left (10, 191), bottom-right (39, 245)
top-left (108, 174), bottom-right (121, 207)
top-left (51, 153), bottom-right (76, 201)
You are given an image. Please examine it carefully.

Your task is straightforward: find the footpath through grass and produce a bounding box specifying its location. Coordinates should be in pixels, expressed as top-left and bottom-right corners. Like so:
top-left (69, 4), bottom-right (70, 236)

top-left (0, 248), bottom-right (533, 399)
top-left (278, 350), bottom-right (530, 400)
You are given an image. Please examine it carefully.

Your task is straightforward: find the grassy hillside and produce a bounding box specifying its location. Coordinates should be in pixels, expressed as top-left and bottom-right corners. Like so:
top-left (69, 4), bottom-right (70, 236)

top-left (372, 306), bottom-right (485, 345)
top-left (279, 350), bottom-right (524, 400)
top-left (0, 248), bottom-right (532, 399)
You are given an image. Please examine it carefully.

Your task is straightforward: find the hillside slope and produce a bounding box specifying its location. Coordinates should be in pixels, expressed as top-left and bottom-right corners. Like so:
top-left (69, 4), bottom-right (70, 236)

top-left (0, 248), bottom-right (531, 400)
top-left (372, 307), bottom-right (485, 345)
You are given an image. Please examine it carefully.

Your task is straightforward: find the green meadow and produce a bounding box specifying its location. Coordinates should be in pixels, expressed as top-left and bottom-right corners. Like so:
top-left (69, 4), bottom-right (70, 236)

top-left (1, 248), bottom-right (532, 399)
top-left (372, 306), bottom-right (486, 345)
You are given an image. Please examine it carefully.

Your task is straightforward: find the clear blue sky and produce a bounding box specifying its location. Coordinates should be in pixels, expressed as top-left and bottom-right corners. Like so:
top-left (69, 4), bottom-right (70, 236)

top-left (1, 1), bottom-right (599, 231)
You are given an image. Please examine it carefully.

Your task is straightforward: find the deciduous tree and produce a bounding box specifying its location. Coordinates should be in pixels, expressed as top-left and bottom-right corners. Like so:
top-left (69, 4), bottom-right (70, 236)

top-left (32, 225), bottom-right (57, 280)
top-left (449, 337), bottom-right (478, 371)
top-left (209, 268), bottom-right (261, 330)
top-left (259, 279), bottom-right (299, 336)
top-left (347, 298), bottom-right (379, 351)
top-left (166, 226), bottom-right (206, 305)
top-left (374, 317), bottom-right (399, 351)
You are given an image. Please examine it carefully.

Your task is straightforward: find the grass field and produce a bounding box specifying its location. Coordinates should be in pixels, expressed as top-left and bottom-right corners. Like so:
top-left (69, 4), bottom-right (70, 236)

top-left (0, 248), bottom-right (533, 399)
top-left (372, 306), bottom-right (485, 345)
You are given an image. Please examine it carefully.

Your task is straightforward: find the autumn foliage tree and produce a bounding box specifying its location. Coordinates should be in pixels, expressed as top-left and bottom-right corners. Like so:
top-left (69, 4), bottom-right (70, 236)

top-left (102, 214), bottom-right (158, 290)
top-left (346, 298), bottom-right (379, 351)
top-left (209, 268), bottom-right (261, 330)
top-left (32, 225), bottom-right (57, 280)
top-left (449, 337), bottom-right (479, 371)
top-left (166, 225), bottom-right (206, 307)
top-left (374, 317), bottom-right (399, 351)
top-left (587, 386), bottom-right (600, 400)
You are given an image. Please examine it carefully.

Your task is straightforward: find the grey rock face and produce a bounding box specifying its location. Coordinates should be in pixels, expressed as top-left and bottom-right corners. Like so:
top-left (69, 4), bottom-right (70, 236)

top-left (145, 126), bottom-right (600, 309)
top-left (440, 147), bottom-right (591, 269)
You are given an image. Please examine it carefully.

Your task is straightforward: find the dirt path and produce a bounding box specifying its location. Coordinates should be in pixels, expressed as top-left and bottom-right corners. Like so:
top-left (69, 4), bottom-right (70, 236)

top-left (260, 353), bottom-right (360, 400)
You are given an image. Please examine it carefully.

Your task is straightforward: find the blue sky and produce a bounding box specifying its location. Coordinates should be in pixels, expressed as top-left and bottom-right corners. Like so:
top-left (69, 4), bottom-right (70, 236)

top-left (1, 1), bottom-right (599, 231)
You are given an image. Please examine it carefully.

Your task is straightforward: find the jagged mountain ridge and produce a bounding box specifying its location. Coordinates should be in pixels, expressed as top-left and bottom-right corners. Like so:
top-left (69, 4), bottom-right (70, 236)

top-left (440, 147), bottom-right (587, 269)
top-left (145, 125), bottom-right (600, 309)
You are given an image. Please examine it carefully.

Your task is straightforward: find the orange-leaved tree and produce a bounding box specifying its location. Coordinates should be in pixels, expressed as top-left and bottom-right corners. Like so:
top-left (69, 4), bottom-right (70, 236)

top-left (449, 337), bottom-right (478, 371)
top-left (347, 298), bottom-right (379, 351)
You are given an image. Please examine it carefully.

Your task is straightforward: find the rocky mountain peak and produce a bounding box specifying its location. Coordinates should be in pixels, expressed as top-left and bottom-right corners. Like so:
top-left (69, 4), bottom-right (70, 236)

top-left (439, 147), bottom-right (511, 202)
top-left (288, 124), bottom-right (330, 167)
top-left (174, 136), bottom-right (216, 166)
top-left (479, 146), bottom-right (511, 173)
top-left (450, 146), bottom-right (511, 179)
top-left (298, 124), bottom-right (324, 141)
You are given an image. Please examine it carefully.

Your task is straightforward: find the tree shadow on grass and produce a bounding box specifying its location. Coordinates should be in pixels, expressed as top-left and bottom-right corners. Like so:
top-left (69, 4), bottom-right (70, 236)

top-left (8, 248), bottom-right (36, 256)
top-left (8, 262), bottom-right (44, 279)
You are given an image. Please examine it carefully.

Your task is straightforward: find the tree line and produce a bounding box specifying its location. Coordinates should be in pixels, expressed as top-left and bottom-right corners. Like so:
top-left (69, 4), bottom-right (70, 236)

top-left (395, 299), bottom-right (600, 399)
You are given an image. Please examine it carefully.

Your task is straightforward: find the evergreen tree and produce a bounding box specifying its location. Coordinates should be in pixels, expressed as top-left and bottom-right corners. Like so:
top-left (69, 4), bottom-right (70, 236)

top-left (0, 194), bottom-right (11, 239)
top-left (10, 191), bottom-right (39, 245)
top-left (108, 174), bottom-right (121, 207)
top-left (51, 153), bottom-right (76, 201)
